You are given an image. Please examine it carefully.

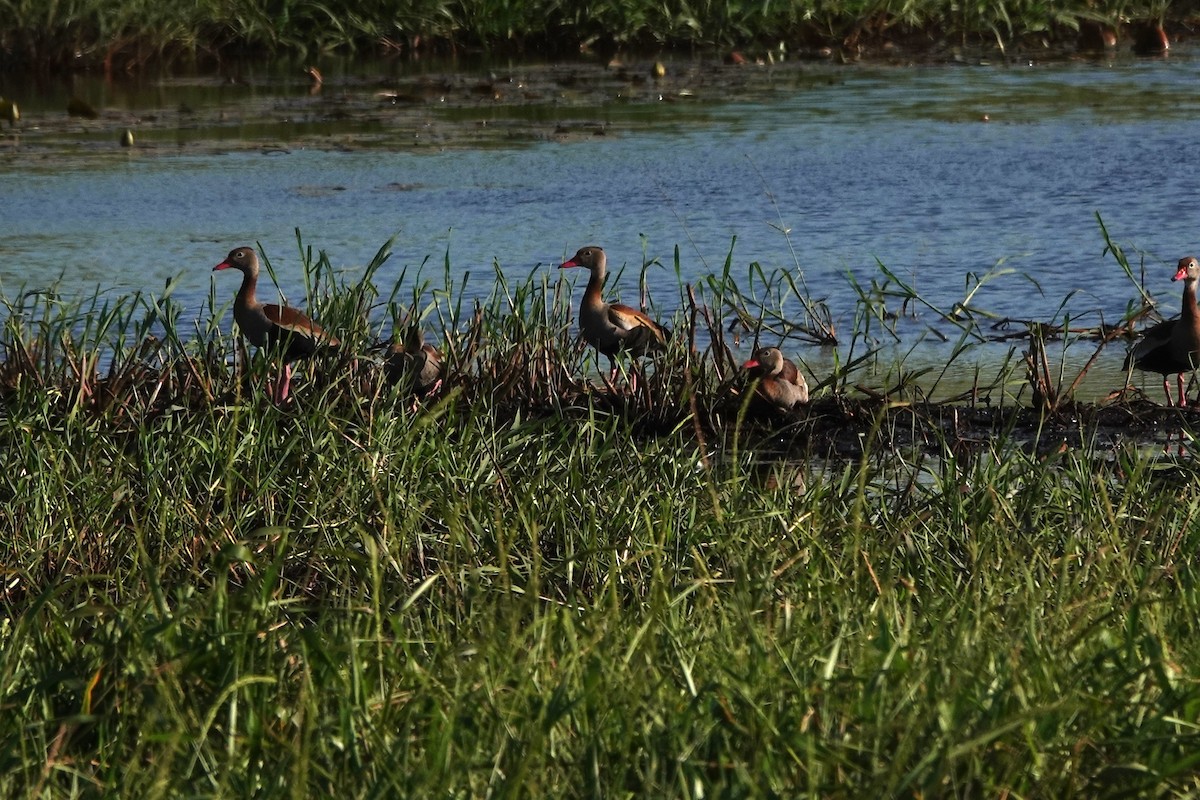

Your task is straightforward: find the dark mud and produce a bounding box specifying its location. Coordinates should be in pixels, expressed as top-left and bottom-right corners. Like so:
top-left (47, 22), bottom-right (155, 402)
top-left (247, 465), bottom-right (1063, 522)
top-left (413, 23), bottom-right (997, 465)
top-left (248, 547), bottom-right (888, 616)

top-left (761, 395), bottom-right (1199, 459)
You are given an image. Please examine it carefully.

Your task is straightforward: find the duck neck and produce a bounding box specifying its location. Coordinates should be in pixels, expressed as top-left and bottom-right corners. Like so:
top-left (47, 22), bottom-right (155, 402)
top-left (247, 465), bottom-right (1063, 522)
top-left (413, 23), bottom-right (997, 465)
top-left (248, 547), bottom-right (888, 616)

top-left (236, 267), bottom-right (260, 311)
top-left (1184, 277), bottom-right (1199, 323)
top-left (583, 259), bottom-right (607, 308)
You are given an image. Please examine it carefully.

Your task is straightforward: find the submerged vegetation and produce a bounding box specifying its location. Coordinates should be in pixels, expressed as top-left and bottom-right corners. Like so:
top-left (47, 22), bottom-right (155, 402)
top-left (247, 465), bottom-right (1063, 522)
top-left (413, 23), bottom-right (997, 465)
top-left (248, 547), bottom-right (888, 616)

top-left (0, 0), bottom-right (1192, 72)
top-left (4, 231), bottom-right (1200, 795)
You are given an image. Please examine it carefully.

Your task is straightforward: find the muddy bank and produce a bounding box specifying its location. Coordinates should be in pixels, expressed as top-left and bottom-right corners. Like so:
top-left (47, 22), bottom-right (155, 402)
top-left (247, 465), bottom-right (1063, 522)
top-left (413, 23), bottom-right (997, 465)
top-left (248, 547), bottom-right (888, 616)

top-left (0, 36), bottom-right (1183, 162)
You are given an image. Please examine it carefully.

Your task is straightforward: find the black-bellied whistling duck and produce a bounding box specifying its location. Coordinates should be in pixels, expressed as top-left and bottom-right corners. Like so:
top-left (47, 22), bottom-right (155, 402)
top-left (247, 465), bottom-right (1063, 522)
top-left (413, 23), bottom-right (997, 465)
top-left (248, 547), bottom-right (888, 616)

top-left (1125, 256), bottom-right (1200, 407)
top-left (383, 341), bottom-right (445, 408)
top-left (743, 346), bottom-right (809, 411)
top-left (559, 246), bottom-right (669, 386)
top-left (213, 246), bottom-right (340, 403)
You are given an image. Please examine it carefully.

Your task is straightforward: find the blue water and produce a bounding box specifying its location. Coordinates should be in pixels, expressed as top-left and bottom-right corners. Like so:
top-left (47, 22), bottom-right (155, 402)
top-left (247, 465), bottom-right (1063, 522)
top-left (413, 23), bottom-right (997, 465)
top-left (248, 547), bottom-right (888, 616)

top-left (3, 52), bottom-right (1200, 396)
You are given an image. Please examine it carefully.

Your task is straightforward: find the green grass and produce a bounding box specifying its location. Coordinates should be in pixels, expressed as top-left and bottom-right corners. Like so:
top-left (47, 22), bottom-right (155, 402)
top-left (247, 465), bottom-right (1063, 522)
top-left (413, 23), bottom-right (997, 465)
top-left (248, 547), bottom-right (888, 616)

top-left (2, 233), bottom-right (1200, 796)
top-left (0, 0), bottom-right (1187, 72)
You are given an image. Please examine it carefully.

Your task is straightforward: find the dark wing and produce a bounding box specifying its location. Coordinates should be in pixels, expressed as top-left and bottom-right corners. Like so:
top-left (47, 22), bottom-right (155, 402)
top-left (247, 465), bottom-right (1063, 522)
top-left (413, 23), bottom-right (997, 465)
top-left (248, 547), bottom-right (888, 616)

top-left (1125, 317), bottom-right (1176, 371)
top-left (608, 303), bottom-right (668, 354)
top-left (263, 303), bottom-right (339, 361)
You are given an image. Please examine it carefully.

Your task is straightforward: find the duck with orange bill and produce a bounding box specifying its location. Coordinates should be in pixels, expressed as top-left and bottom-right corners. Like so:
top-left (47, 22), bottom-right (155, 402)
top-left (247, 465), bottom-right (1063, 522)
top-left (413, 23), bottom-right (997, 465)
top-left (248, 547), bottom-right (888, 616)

top-left (743, 346), bottom-right (809, 412)
top-left (213, 246), bottom-right (340, 403)
top-left (559, 245), bottom-right (669, 388)
top-left (1125, 256), bottom-right (1200, 407)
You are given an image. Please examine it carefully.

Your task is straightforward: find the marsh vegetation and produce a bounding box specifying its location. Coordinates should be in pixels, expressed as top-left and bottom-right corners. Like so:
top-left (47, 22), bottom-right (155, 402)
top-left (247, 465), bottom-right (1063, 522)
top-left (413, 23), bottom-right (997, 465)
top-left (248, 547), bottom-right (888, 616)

top-left (0, 0), bottom-right (1187, 72)
top-left (3, 231), bottom-right (1200, 796)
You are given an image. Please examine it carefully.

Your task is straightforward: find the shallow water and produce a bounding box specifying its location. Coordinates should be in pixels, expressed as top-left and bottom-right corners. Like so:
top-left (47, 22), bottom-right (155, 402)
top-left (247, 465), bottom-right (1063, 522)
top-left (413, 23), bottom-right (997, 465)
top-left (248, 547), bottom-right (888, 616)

top-left (3, 50), bottom-right (1200, 400)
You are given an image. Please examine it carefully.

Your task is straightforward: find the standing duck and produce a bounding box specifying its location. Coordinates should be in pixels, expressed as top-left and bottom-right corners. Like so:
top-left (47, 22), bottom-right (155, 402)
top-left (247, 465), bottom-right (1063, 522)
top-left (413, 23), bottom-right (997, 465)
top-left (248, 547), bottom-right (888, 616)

top-left (213, 246), bottom-right (340, 403)
top-left (1125, 256), bottom-right (1200, 407)
top-left (743, 346), bottom-right (809, 411)
top-left (559, 246), bottom-right (669, 386)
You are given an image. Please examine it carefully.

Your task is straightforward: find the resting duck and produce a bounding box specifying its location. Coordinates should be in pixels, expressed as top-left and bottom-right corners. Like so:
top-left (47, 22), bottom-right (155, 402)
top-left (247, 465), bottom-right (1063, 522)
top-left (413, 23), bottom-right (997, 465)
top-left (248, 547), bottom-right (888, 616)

top-left (559, 245), bottom-right (669, 385)
top-left (213, 246), bottom-right (340, 403)
top-left (743, 346), bottom-right (809, 411)
top-left (1125, 256), bottom-right (1200, 407)
top-left (383, 340), bottom-right (445, 406)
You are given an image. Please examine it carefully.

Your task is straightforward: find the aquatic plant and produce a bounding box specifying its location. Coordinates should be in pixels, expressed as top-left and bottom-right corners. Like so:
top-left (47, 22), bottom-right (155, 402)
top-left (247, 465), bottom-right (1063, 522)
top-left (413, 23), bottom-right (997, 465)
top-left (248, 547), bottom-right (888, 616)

top-left (3, 230), bottom-right (1200, 796)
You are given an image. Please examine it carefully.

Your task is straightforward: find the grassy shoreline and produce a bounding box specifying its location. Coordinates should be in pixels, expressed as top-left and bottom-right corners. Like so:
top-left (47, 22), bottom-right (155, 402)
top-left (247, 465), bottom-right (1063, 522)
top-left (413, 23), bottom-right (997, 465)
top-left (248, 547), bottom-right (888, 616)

top-left (0, 0), bottom-right (1191, 73)
top-left (3, 235), bottom-right (1200, 795)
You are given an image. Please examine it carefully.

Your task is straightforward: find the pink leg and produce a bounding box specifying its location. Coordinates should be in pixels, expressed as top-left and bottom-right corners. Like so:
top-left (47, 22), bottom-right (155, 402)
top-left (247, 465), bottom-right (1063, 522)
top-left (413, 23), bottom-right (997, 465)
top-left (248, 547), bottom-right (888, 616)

top-left (1178, 373), bottom-right (1188, 407)
top-left (601, 357), bottom-right (620, 392)
top-left (408, 380), bottom-right (443, 413)
top-left (1164, 378), bottom-right (1174, 407)
top-left (274, 364), bottom-right (293, 404)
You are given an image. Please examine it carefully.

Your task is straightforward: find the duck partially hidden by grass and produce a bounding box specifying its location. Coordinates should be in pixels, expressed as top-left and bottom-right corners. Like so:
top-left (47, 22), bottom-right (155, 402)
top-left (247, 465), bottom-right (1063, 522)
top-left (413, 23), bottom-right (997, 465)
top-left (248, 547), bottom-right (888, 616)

top-left (381, 337), bottom-right (445, 409)
top-left (1125, 256), bottom-right (1200, 407)
top-left (559, 245), bottom-right (669, 390)
top-left (743, 346), bottom-right (809, 412)
top-left (213, 246), bottom-right (340, 404)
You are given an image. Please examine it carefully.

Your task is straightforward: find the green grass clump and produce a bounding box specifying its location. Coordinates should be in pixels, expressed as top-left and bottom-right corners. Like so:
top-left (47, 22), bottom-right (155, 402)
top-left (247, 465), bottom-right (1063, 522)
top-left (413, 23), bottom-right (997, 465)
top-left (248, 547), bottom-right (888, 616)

top-left (0, 0), bottom-right (1187, 72)
top-left (2, 234), bottom-right (1200, 796)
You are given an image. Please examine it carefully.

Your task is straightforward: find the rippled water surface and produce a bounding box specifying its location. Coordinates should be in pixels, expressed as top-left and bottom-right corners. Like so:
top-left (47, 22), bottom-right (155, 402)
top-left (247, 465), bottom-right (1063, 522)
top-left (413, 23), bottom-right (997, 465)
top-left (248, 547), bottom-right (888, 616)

top-left (4, 50), bottom-right (1200, 397)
